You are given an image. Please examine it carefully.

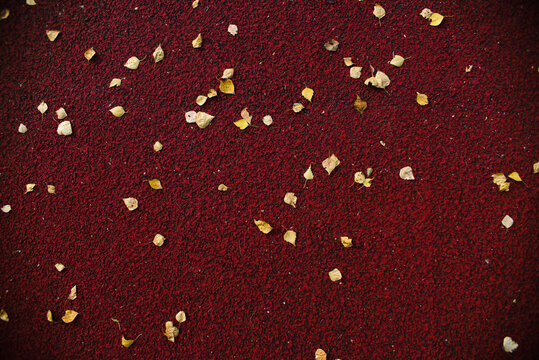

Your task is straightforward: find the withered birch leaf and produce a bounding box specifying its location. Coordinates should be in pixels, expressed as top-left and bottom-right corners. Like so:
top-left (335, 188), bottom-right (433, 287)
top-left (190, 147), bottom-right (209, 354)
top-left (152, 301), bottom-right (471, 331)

top-left (284, 192), bottom-right (297, 208)
top-left (195, 112), bottom-right (215, 128)
top-left (262, 115), bottom-right (273, 126)
top-left (46, 30), bottom-right (60, 42)
top-left (534, 162), bottom-right (539, 173)
top-left (302, 87), bottom-right (314, 102)
top-left (110, 106), bottom-right (125, 117)
top-left (292, 103), bottom-right (304, 113)
top-left (508, 172), bottom-right (522, 182)
top-left (55, 263), bottom-right (65, 272)
top-left (234, 118), bottom-right (250, 130)
top-left (228, 24), bottom-right (238, 36)
top-left (153, 141), bottom-right (163, 152)
top-left (25, 183), bottom-right (36, 194)
top-left (222, 68), bottom-right (234, 79)
top-left (38, 101), bottom-right (48, 114)
top-left (399, 166), bottom-right (414, 180)
top-left (353, 96), bottom-right (367, 114)
top-left (153, 234), bottom-right (165, 246)
top-left (175, 311), bottom-right (187, 323)
top-left (254, 219), bottom-right (272, 234)
top-left (491, 173), bottom-right (506, 186)
top-left (122, 336), bottom-right (135, 348)
top-left (56, 107), bottom-right (67, 119)
top-left (1, 205), bottom-right (11, 213)
top-left (349, 66), bottom-right (362, 79)
top-left (465, 65), bottom-right (473, 72)
top-left (219, 79), bottom-right (235, 94)
top-left (61, 310), bottom-right (78, 323)
top-left (207, 89), bottom-right (217, 98)
top-left (109, 78), bottom-right (122, 87)
top-left (122, 197), bottom-right (138, 211)
top-left (192, 0), bottom-right (199, 8)
top-left (47, 310), bottom-right (53, 322)
top-left (124, 56), bottom-right (140, 69)
top-left (389, 55), bottom-right (405, 67)
top-left (57, 121), bottom-right (72, 136)
top-left (373, 4), bottom-right (385, 19)
top-left (429, 13), bottom-right (444, 26)
top-left (503, 337), bottom-right (518, 353)
top-left (315, 349), bottom-right (327, 360)
top-left (324, 39), bottom-right (339, 52)
top-left (27, 0), bottom-right (37, 5)
top-left (343, 57), bottom-right (354, 66)
top-left (217, 184), bottom-right (228, 191)
top-left (47, 185), bottom-right (56, 194)
top-left (185, 111), bottom-right (197, 123)
top-left (164, 321), bottom-right (179, 342)
top-left (153, 44), bottom-right (164, 63)
top-left (0, 9), bottom-right (9, 20)
top-left (84, 47), bottom-right (96, 61)
top-left (240, 108), bottom-right (251, 123)
top-left (328, 268), bottom-right (342, 282)
top-left (148, 179), bottom-right (163, 190)
top-left (340, 236), bottom-right (353, 247)
top-left (354, 171), bottom-right (366, 184)
top-left (499, 182), bottom-right (510, 192)
top-left (501, 215), bottom-right (514, 229)
top-left (18, 124), bottom-right (28, 133)
top-left (284, 230), bottom-right (296, 246)
top-left (363, 178), bottom-right (373, 187)
top-left (364, 71), bottom-right (390, 89)
top-left (192, 33), bottom-right (203, 48)
top-left (196, 95), bottom-right (207, 106)
top-left (420, 8), bottom-right (433, 19)
top-left (304, 165), bottom-right (314, 180)
top-left (416, 92), bottom-right (429, 106)
top-left (68, 286), bottom-right (77, 300)
top-left (322, 154), bottom-right (340, 175)
top-left (0, 309), bottom-right (9, 322)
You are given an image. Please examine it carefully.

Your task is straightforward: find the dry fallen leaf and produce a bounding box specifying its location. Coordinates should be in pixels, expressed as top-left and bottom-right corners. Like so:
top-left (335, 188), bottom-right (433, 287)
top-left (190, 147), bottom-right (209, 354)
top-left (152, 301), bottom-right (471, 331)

top-left (324, 39), bottom-right (339, 52)
top-left (262, 115), bottom-right (273, 126)
top-left (501, 215), bottom-right (513, 229)
top-left (164, 321), bottom-right (179, 342)
top-left (340, 236), bottom-right (353, 248)
top-left (46, 310), bottom-right (53, 322)
top-left (228, 24), bottom-right (238, 36)
top-left (122, 197), bottom-right (138, 211)
top-left (315, 348), bottom-right (327, 360)
top-left (234, 118), bottom-right (250, 130)
top-left (192, 33), bottom-right (203, 48)
top-left (47, 185), bottom-right (56, 194)
top-left (38, 101), bottom-right (48, 114)
top-left (46, 30), bottom-right (60, 42)
top-left (56, 107), bottom-right (67, 120)
top-left (399, 166), bottom-right (415, 180)
top-left (292, 103), bottom-right (304, 113)
top-left (25, 183), bottom-right (36, 194)
top-left (195, 112), bottom-right (215, 128)
top-left (219, 79), bottom-right (235, 94)
top-left (185, 111), bottom-right (197, 123)
top-left (364, 71), bottom-right (390, 89)
top-left (175, 311), bottom-right (187, 323)
top-left (196, 95), bottom-right (207, 106)
top-left (122, 336), bottom-right (135, 348)
top-left (389, 54), bottom-right (405, 67)
top-left (354, 171), bottom-right (366, 184)
top-left (465, 65), bottom-right (473, 72)
top-left (148, 179), bottom-right (163, 190)
top-left (1, 205), bottom-right (11, 213)
top-left (304, 165), bottom-right (314, 180)
top-left (153, 44), bottom-right (164, 63)
top-left (284, 192), bottom-right (297, 208)
top-left (0, 309), bottom-right (9, 322)
top-left (503, 337), bottom-right (518, 353)
top-left (110, 106), bottom-right (126, 117)
top-left (322, 154), bottom-right (340, 175)
top-left (217, 184), bottom-right (228, 191)
top-left (153, 141), bottom-right (163, 152)
top-left (429, 13), bottom-right (444, 26)
top-left (84, 47), bottom-right (96, 61)
top-left (353, 96), bottom-right (367, 114)
top-left (55, 263), bottom-right (65, 272)
top-left (109, 78), bottom-right (122, 87)
top-left (508, 172), bottom-right (522, 182)
top-left (534, 161), bottom-right (539, 173)
top-left (240, 108), bottom-right (252, 123)
top-left (254, 219), bottom-right (272, 234)
top-left (124, 56), bottom-right (141, 69)
top-left (153, 234), bottom-right (165, 247)
top-left (0, 9), bottom-right (9, 20)
top-left (363, 178), bottom-right (373, 187)
top-left (416, 92), bottom-right (429, 106)
top-left (222, 68), bottom-right (234, 79)
top-left (27, 0), bottom-right (37, 5)
top-left (491, 173), bottom-right (506, 185)
top-left (328, 268), bottom-right (342, 282)
top-left (57, 121), bottom-right (73, 136)
top-left (68, 285), bottom-right (77, 300)
top-left (498, 182), bottom-right (510, 192)
top-left (373, 4), bottom-right (386, 19)
top-left (349, 66), bottom-right (362, 79)
top-left (207, 89), bottom-right (217, 98)
top-left (302, 87), bottom-right (314, 102)
top-left (61, 310), bottom-right (78, 323)
top-left (420, 8), bottom-right (433, 19)
top-left (343, 57), bottom-right (354, 66)
top-left (192, 0), bottom-right (199, 8)
top-left (284, 230), bottom-right (296, 246)
top-left (18, 123), bottom-right (28, 133)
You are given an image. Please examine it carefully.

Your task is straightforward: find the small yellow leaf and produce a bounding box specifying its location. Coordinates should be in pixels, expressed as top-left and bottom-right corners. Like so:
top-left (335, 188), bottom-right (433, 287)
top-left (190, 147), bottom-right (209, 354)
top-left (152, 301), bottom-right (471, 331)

top-left (328, 268), bottom-right (342, 282)
top-left (302, 87), bottom-right (314, 102)
top-left (192, 33), bottom-right (203, 48)
top-left (234, 118), bottom-right (250, 130)
top-left (363, 178), bottom-right (373, 187)
top-left (153, 141), bottom-right (163, 152)
top-left (283, 192), bottom-right (297, 208)
top-left (284, 230), bottom-right (296, 246)
top-left (373, 4), bottom-right (386, 19)
top-left (124, 56), bottom-right (140, 69)
top-left (0, 9), bottom-right (9, 20)
top-left (303, 165), bottom-right (314, 180)
top-left (349, 66), bottom-right (362, 79)
top-left (46, 30), bottom-right (60, 42)
top-left (122, 336), bottom-right (135, 348)
top-left (254, 219), bottom-right (272, 234)
top-left (61, 310), bottom-right (78, 323)
top-left (18, 123), bottom-right (28, 133)
top-left (499, 182), bottom-right (510, 192)
top-left (84, 47), bottom-right (96, 61)
top-left (340, 236), bottom-right (353, 248)
top-left (429, 13), bottom-right (444, 26)
top-left (292, 103), bottom-right (304, 113)
top-left (195, 112), bottom-right (215, 128)
top-left (465, 65), bottom-right (473, 72)
top-left (196, 95), bottom-right (207, 106)
top-left (46, 310), bottom-right (53, 322)
top-left (164, 321), bottom-right (179, 342)
top-left (25, 183), bottom-right (36, 194)
top-left (533, 161), bottom-right (539, 174)
top-left (192, 0), bottom-right (199, 8)
top-left (222, 68), bottom-right (234, 79)
top-left (38, 101), bottom-right (48, 114)
top-left (122, 197), bottom-right (138, 211)
top-left (324, 39), bottom-right (339, 52)
top-left (0, 309), bottom-right (9, 322)
top-left (175, 311), bottom-right (187, 323)
top-left (67, 285), bottom-right (77, 300)
top-left (55, 263), bottom-right (65, 272)
top-left (110, 106), bottom-right (126, 117)
top-left (153, 44), bottom-right (164, 63)
top-left (219, 79), bottom-right (235, 94)
top-left (491, 173), bottom-right (507, 186)
top-left (109, 78), bottom-right (122, 87)
top-left (315, 349), bottom-right (327, 360)
top-left (207, 89), bottom-right (217, 98)
top-left (148, 179), bottom-right (163, 190)
top-left (47, 185), bottom-right (56, 194)
top-left (56, 107), bottom-right (67, 120)
top-left (353, 96), bottom-right (367, 114)
top-left (416, 92), bottom-right (429, 106)
top-left (217, 184), bottom-right (228, 191)
top-left (322, 154), bottom-right (340, 175)
top-left (27, 0), bottom-right (37, 5)
top-left (508, 172), bottom-right (522, 182)
top-left (343, 57), bottom-right (354, 66)
top-left (389, 55), bottom-right (405, 67)
top-left (153, 234), bottom-right (165, 246)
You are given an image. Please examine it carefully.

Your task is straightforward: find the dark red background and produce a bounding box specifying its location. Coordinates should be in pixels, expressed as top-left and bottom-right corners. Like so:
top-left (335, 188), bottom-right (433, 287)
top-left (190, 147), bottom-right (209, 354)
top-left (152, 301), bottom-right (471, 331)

top-left (0, 0), bottom-right (537, 359)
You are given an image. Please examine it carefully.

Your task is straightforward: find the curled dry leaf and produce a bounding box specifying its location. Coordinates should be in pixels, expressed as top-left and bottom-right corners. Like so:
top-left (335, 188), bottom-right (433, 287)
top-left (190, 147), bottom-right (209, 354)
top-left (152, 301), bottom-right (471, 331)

top-left (185, 111), bottom-right (197, 123)
top-left (420, 8), bottom-right (433, 19)
top-left (47, 185), bottom-right (56, 194)
top-left (25, 183), bottom-right (36, 194)
top-left (390, 55), bottom-right (405, 67)
top-left (262, 115), bottom-right (273, 126)
top-left (292, 103), bottom-right (304, 113)
top-left (324, 39), bottom-right (339, 52)
top-left (110, 106), bottom-right (125, 117)
top-left (533, 162), bottom-right (539, 173)
top-left (399, 166), bottom-right (414, 180)
top-left (196, 95), bottom-right (207, 106)
top-left (153, 44), bottom-right (164, 63)
top-left (68, 285), bottom-right (77, 300)
top-left (508, 172), bottom-right (522, 182)
top-left (153, 234), bottom-right (165, 246)
top-left (46, 30), bottom-right (60, 42)
top-left (328, 268), bottom-right (342, 282)
top-left (27, 0), bottom-right (37, 5)
top-left (465, 65), bottom-right (473, 72)
top-left (153, 141), bottom-right (163, 152)
top-left (217, 184), bottom-right (228, 191)
top-left (349, 66), bottom-right (362, 79)
top-left (175, 311), bottom-right (187, 323)
top-left (373, 4), bottom-right (386, 19)
top-left (0, 309), bottom-right (9, 322)
top-left (228, 24), bottom-right (238, 36)
top-left (315, 348), bottom-right (327, 360)
top-left (195, 112), bottom-right (215, 129)
top-left (254, 219), bottom-right (272, 234)
top-left (304, 165), bottom-right (314, 180)
top-left (363, 178), bottom-right (373, 187)
top-left (354, 171), bottom-right (366, 184)
top-left (57, 121), bottom-right (72, 136)
top-left (192, 0), bottom-right (199, 8)
top-left (340, 236), bottom-right (353, 247)
top-left (122, 336), bottom-right (135, 348)
top-left (366, 167), bottom-right (373, 177)
top-left (164, 321), bottom-right (180, 342)
top-left (343, 57), bottom-right (354, 66)
top-left (207, 89), bottom-right (217, 98)
top-left (148, 179), bottom-right (163, 190)
top-left (501, 215), bottom-right (513, 229)
top-left (492, 173), bottom-right (510, 191)
top-left (122, 197), bottom-right (138, 211)
top-left (322, 154), bottom-right (340, 175)
top-left (0, 9), bottom-right (9, 20)
top-left (38, 101), bottom-right (48, 114)
top-left (302, 87), bottom-right (314, 102)
top-left (124, 56), bottom-right (140, 70)
top-left (284, 192), bottom-right (297, 208)
top-left (503, 337), bottom-right (518, 353)
top-left (55, 263), bottom-right (65, 272)
top-left (219, 79), bottom-right (235, 94)
top-left (365, 71), bottom-right (390, 89)
top-left (47, 310), bottom-right (53, 322)
top-left (429, 13), bottom-right (444, 26)
top-left (61, 310), bottom-right (78, 323)
top-left (84, 47), bottom-right (96, 61)
top-left (1, 205), bottom-right (11, 213)
top-left (18, 123), bottom-right (28, 133)
top-left (353, 96), bottom-right (367, 114)
top-left (56, 107), bottom-right (67, 119)
top-left (284, 230), bottom-right (296, 246)
top-left (222, 68), bottom-right (234, 79)
top-left (416, 92), bottom-right (429, 106)
top-left (192, 33), bottom-right (203, 48)
top-left (109, 78), bottom-right (122, 87)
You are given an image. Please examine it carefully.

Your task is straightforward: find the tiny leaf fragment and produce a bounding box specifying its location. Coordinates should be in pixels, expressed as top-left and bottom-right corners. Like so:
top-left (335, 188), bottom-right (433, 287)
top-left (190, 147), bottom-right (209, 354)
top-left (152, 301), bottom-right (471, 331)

top-left (38, 101), bottom-right (48, 114)
top-left (328, 268), bottom-right (342, 282)
top-left (25, 183), bottom-right (36, 194)
top-left (0, 309), bottom-right (9, 322)
top-left (109, 78), bottom-right (122, 87)
top-left (84, 47), bottom-right (96, 61)
top-left (349, 66), bottom-right (362, 79)
top-left (47, 310), bottom-right (53, 322)
top-left (503, 337), bottom-right (518, 353)
top-left (192, 33), bottom-right (203, 48)
top-left (217, 184), bottom-right (228, 191)
top-left (340, 236), bottom-right (353, 247)
top-left (55, 263), bottom-right (65, 272)
top-left (416, 92), bottom-right (429, 106)
top-left (228, 24), bottom-right (238, 36)
top-left (304, 165), bottom-right (314, 180)
top-left (292, 103), bottom-right (304, 113)
top-left (324, 39), bottom-right (339, 52)
top-left (389, 55), bottom-right (405, 67)
top-left (175, 311), bottom-right (187, 323)
top-left (501, 215), bottom-right (513, 229)
top-left (283, 192), bottom-right (297, 208)
top-left (153, 234), bottom-right (165, 247)
top-left (67, 285), bottom-right (77, 300)
top-left (399, 166), bottom-right (415, 180)
top-left (56, 107), bottom-right (67, 119)
top-left (122, 336), bottom-right (135, 348)
top-left (222, 68), bottom-right (234, 79)
top-left (508, 172), bottom-right (522, 182)
top-left (262, 115), bottom-right (273, 126)
top-left (353, 96), bottom-right (367, 114)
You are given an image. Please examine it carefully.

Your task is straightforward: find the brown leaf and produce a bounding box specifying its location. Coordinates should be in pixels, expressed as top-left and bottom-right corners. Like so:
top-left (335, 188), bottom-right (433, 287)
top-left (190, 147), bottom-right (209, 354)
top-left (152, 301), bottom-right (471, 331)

top-left (353, 96), bottom-right (367, 114)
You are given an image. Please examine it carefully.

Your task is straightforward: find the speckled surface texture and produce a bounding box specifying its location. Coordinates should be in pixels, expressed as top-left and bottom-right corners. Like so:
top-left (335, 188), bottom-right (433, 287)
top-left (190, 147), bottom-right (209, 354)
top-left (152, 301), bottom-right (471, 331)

top-left (0, 0), bottom-right (538, 359)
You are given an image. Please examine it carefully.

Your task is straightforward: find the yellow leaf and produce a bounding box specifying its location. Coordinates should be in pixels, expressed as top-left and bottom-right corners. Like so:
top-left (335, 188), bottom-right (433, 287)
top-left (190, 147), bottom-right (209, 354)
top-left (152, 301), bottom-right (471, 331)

top-left (122, 336), bottom-right (135, 348)
top-left (153, 141), bottom-right (163, 152)
top-left (254, 219), bottom-right (272, 234)
top-left (153, 44), bottom-right (164, 63)
top-left (283, 230), bottom-right (296, 246)
top-left (47, 185), bottom-right (56, 194)
top-left (219, 79), bottom-right (235, 94)
top-left (84, 47), bottom-right (96, 61)
top-left (55, 263), bottom-right (65, 272)
top-left (207, 89), bottom-right (217, 98)
top-left (27, 0), bottom-right (37, 5)
top-left (61, 310), bottom-right (78, 323)
top-left (153, 234), bottom-right (165, 247)
top-left (148, 179), bottom-right (163, 189)
top-left (0, 9), bottom-right (9, 20)
top-left (175, 311), bottom-right (187, 323)
top-left (46, 310), bottom-right (53, 322)
top-left (340, 236), bottom-right (353, 248)
top-left (164, 321), bottom-right (179, 342)
top-left (508, 172), bottom-right (522, 182)
top-left (491, 173), bottom-right (507, 186)
top-left (192, 33), bottom-right (203, 48)
top-left (343, 57), bottom-right (354, 66)
top-left (0, 309), bottom-right (9, 322)
top-left (25, 183), bottom-right (36, 194)
top-left (284, 192), bottom-right (297, 207)
top-left (217, 184), bottom-right (228, 191)
top-left (46, 30), bottom-right (60, 42)
top-left (304, 165), bottom-right (313, 180)
top-left (124, 56), bottom-right (140, 69)
top-left (363, 178), bottom-right (373, 187)
top-left (416, 92), bottom-right (429, 106)
top-left (322, 154), bottom-right (340, 175)
top-left (234, 119), bottom-right (250, 130)
top-left (302, 87), bottom-right (314, 102)
top-left (499, 182), bottom-right (510, 192)
top-left (328, 268), bottom-right (342, 282)
top-left (389, 55), bottom-right (405, 67)
top-left (110, 106), bottom-right (126, 117)
top-left (429, 13), bottom-right (444, 26)
top-left (533, 161), bottom-right (539, 174)
top-left (373, 4), bottom-right (386, 19)
top-left (109, 78), bottom-right (122, 87)
top-left (122, 197), bottom-right (138, 211)
top-left (192, 0), bottom-right (199, 8)
top-left (195, 95), bottom-right (207, 106)
top-left (292, 103), bottom-right (304, 113)
top-left (354, 171), bottom-right (366, 184)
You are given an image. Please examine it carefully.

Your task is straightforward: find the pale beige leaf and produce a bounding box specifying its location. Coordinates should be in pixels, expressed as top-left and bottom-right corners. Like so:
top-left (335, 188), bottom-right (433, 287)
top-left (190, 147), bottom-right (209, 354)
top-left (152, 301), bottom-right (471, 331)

top-left (192, 33), bottom-right (203, 48)
top-left (389, 55), bottom-right (405, 67)
top-left (207, 89), bottom-right (217, 98)
top-left (373, 4), bottom-right (386, 19)
top-left (153, 234), bottom-right (165, 246)
top-left (324, 39), bottom-right (339, 52)
top-left (122, 197), bottom-right (138, 211)
top-left (399, 166), bottom-right (414, 180)
top-left (283, 230), bottom-right (296, 246)
top-left (228, 24), bottom-right (238, 36)
top-left (61, 310), bottom-right (78, 323)
top-left (349, 66), bottom-right (362, 79)
top-left (217, 184), bottom-right (228, 191)
top-left (38, 101), bottom-right (48, 114)
top-left (18, 123), bottom-right (28, 133)
top-left (25, 183), bottom-right (36, 194)
top-left (292, 103), bottom-right (304, 113)
top-left (416, 92), bottom-right (429, 106)
top-left (153, 141), bottom-right (163, 152)
top-left (27, 0), bottom-right (37, 5)
top-left (366, 167), bottom-right (373, 177)
top-left (0, 205), bottom-right (10, 213)
top-left (262, 115), bottom-right (273, 126)
top-left (124, 56), bottom-right (140, 69)
top-left (185, 111), bottom-right (197, 123)
top-left (284, 192), bottom-right (297, 208)
top-left (57, 121), bottom-right (72, 136)
top-left (340, 236), bottom-right (353, 248)
top-left (254, 219), bottom-right (272, 234)
top-left (322, 154), bottom-right (340, 175)
top-left (222, 68), bottom-right (234, 79)
top-left (84, 47), bottom-right (96, 61)
top-left (328, 268), bottom-right (342, 282)
top-left (304, 165), bottom-right (313, 180)
top-left (420, 8), bottom-right (433, 19)
top-left (501, 215), bottom-right (513, 229)
top-left (110, 106), bottom-right (125, 117)
top-left (153, 44), bottom-right (164, 63)
top-left (465, 65), bottom-right (473, 72)
top-left (533, 161), bottom-right (539, 174)
top-left (196, 95), bottom-right (207, 106)
top-left (240, 108), bottom-right (251, 123)
top-left (503, 336), bottom-right (518, 353)
top-left (354, 171), bottom-right (366, 184)
top-left (67, 285), bottom-right (77, 300)
top-left (148, 179), bottom-right (163, 190)
top-left (343, 57), bottom-right (354, 66)
top-left (499, 182), bottom-right (510, 192)
top-left (56, 107), bottom-right (67, 119)
top-left (109, 78), bottom-right (122, 87)
top-left (375, 71), bottom-right (390, 88)
top-left (55, 263), bottom-right (65, 272)
top-left (175, 311), bottom-right (187, 323)
top-left (46, 30), bottom-right (60, 42)
top-left (47, 185), bottom-right (56, 194)
top-left (195, 112), bottom-right (215, 128)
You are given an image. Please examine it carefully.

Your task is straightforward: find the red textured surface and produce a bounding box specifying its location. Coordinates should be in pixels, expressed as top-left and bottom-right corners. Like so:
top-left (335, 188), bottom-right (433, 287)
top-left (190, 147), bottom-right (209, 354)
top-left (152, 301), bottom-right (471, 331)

top-left (0, 0), bottom-right (538, 359)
